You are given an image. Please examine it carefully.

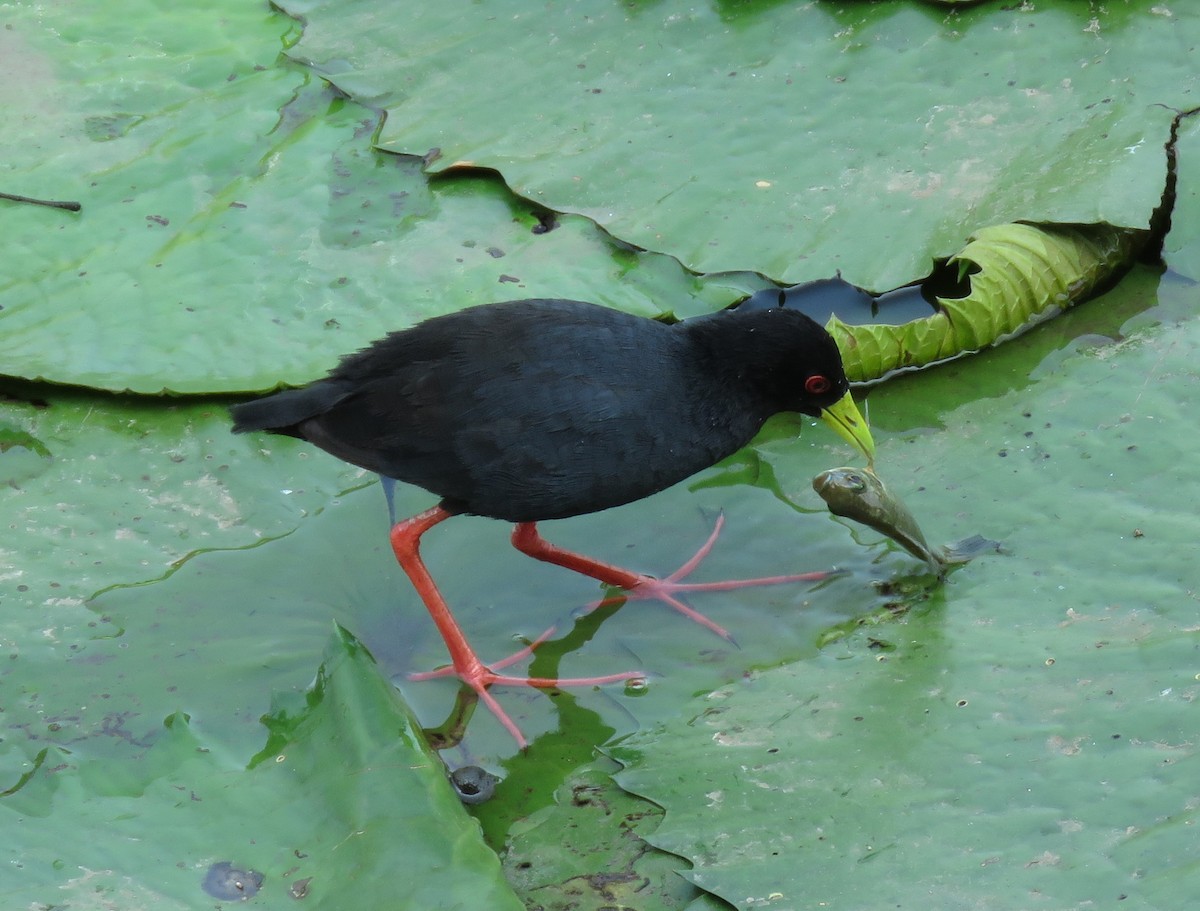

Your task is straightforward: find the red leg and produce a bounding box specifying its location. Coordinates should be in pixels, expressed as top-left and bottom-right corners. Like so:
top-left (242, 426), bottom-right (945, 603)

top-left (390, 506), bottom-right (642, 748)
top-left (510, 515), bottom-right (838, 641)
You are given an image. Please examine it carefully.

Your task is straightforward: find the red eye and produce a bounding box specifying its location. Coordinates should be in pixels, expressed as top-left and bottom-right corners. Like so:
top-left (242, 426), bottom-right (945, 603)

top-left (805, 375), bottom-right (832, 395)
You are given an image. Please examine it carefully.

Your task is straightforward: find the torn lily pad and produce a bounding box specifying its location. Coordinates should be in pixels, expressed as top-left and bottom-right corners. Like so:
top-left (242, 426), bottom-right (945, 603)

top-left (829, 222), bottom-right (1145, 383)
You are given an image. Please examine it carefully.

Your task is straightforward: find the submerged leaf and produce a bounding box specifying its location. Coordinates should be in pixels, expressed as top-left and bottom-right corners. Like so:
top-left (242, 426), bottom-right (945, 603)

top-left (830, 222), bottom-right (1144, 382)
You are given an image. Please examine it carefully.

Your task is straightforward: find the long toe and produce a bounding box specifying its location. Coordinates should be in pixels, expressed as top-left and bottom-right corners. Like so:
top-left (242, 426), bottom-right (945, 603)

top-left (517, 515), bottom-right (841, 642)
top-left (453, 665), bottom-right (646, 748)
top-left (410, 635), bottom-right (644, 748)
top-left (593, 516), bottom-right (843, 639)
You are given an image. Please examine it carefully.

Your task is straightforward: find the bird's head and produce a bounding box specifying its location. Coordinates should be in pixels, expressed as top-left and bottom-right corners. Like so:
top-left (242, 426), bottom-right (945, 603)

top-left (739, 307), bottom-right (877, 464)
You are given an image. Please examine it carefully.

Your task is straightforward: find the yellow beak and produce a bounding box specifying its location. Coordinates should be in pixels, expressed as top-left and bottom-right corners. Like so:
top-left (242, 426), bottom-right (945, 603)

top-left (819, 390), bottom-right (876, 464)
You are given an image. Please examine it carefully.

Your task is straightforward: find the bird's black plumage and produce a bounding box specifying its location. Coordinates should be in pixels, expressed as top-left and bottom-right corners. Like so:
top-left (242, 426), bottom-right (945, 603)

top-left (231, 299), bottom-right (854, 522)
top-left (232, 297), bottom-right (876, 746)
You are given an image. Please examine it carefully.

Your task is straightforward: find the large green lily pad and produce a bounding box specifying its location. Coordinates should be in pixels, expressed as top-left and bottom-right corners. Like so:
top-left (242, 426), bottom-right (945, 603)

top-left (283, 0), bottom-right (1189, 289)
top-left (0, 0), bottom-right (751, 394)
top-left (614, 631), bottom-right (1200, 910)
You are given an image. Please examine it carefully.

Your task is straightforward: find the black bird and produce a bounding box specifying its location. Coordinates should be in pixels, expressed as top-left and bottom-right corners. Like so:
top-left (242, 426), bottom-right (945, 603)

top-left (231, 298), bottom-right (875, 745)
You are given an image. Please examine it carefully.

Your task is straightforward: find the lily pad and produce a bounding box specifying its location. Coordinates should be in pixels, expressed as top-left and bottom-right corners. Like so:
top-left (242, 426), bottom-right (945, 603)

top-left (830, 222), bottom-right (1144, 382)
top-left (2, 626), bottom-right (524, 910)
top-left (613, 632), bottom-right (1200, 911)
top-left (0, 0), bottom-right (751, 394)
top-left (282, 0), bottom-right (1187, 289)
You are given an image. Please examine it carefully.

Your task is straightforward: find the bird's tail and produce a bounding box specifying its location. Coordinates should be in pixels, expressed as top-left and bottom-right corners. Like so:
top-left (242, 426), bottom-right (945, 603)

top-left (229, 381), bottom-right (350, 434)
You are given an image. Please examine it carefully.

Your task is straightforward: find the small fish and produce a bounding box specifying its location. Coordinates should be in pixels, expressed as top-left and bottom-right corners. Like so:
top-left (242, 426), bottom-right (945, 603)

top-left (813, 466), bottom-right (997, 575)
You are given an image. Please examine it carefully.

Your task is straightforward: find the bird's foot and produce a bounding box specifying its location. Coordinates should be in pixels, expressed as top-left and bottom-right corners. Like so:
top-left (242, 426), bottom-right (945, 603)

top-left (585, 514), bottom-right (840, 641)
top-left (392, 510), bottom-right (644, 748)
top-left (409, 626), bottom-right (644, 749)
